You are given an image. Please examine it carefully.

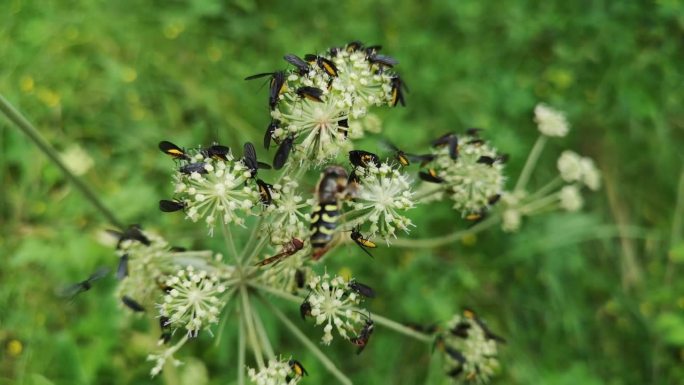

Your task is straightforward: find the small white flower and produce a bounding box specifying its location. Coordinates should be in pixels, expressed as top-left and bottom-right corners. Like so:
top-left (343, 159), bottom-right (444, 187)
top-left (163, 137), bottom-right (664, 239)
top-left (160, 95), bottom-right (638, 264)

top-left (559, 185), bottom-right (583, 212)
top-left (248, 358), bottom-right (303, 385)
top-left (501, 209), bottom-right (522, 233)
top-left (580, 157), bottom-right (601, 191)
top-left (534, 103), bottom-right (569, 137)
top-left (159, 266), bottom-right (227, 337)
top-left (305, 273), bottom-right (366, 344)
top-left (557, 150), bottom-right (583, 183)
top-left (147, 346), bottom-right (183, 378)
top-left (262, 178), bottom-right (314, 245)
top-left (348, 162), bottom-right (415, 242)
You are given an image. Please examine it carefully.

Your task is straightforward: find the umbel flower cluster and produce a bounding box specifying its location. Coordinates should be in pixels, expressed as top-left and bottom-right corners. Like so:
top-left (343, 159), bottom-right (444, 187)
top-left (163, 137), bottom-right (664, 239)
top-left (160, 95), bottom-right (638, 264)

top-left (96, 41), bottom-right (601, 384)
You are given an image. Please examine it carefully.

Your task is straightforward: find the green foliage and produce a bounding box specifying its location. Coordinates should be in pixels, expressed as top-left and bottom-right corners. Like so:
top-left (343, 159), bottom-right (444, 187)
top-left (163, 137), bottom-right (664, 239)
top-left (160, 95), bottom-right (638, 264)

top-left (1, 0), bottom-right (683, 384)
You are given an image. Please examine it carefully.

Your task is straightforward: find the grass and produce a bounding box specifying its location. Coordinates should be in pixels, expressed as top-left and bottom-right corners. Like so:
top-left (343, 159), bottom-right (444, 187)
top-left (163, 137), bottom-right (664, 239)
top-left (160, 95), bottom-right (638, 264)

top-left (1, 1), bottom-right (683, 384)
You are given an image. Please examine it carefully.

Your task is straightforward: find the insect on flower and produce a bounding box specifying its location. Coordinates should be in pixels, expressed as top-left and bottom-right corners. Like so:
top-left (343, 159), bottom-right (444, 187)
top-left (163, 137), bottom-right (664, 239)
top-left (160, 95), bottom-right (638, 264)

top-left (348, 279), bottom-right (376, 298)
top-left (287, 359), bottom-right (308, 379)
top-left (273, 136), bottom-right (294, 170)
top-left (300, 293), bottom-right (312, 320)
top-left (59, 266), bottom-right (110, 299)
top-left (245, 71), bottom-right (286, 110)
top-left (463, 308), bottom-right (506, 343)
top-left (121, 295), bottom-right (145, 312)
top-left (350, 313), bottom-right (375, 354)
top-left (419, 168), bottom-right (445, 184)
top-left (242, 142), bottom-right (272, 178)
top-left (159, 199), bottom-right (186, 212)
top-left (349, 150), bottom-right (380, 169)
top-left (256, 179), bottom-right (274, 206)
top-left (159, 316), bottom-right (172, 344)
top-left (158, 140), bottom-right (190, 161)
top-left (179, 162), bottom-right (208, 175)
top-left (350, 226), bottom-right (376, 259)
top-left (311, 166), bottom-right (348, 260)
top-left (200, 143), bottom-right (231, 161)
top-left (107, 224), bottom-right (151, 248)
top-left (254, 238), bottom-right (304, 267)
top-left (264, 119), bottom-right (279, 150)
top-left (116, 254), bottom-right (128, 280)
top-left (390, 76), bottom-right (407, 107)
top-left (283, 54), bottom-right (311, 75)
top-left (304, 54), bottom-right (339, 77)
top-left (295, 86), bottom-right (325, 103)
top-left (432, 132), bottom-right (459, 160)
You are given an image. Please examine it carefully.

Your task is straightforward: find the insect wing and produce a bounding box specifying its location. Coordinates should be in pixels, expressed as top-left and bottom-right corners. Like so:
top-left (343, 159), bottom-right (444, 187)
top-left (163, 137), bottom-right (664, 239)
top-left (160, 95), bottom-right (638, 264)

top-left (273, 137), bottom-right (293, 170)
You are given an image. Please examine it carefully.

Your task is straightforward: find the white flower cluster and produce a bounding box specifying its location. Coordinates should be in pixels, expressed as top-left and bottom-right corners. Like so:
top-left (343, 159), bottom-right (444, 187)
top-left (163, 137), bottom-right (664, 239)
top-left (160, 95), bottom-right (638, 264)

top-left (557, 150), bottom-right (601, 191)
top-left (158, 266), bottom-right (227, 338)
top-left (431, 135), bottom-right (506, 216)
top-left (172, 149), bottom-right (260, 234)
top-left (534, 103), bottom-right (570, 137)
top-left (305, 273), bottom-right (365, 344)
top-left (268, 43), bottom-right (401, 166)
top-left (443, 310), bottom-right (503, 384)
top-left (262, 177), bottom-right (315, 245)
top-left (248, 358), bottom-right (303, 385)
top-left (347, 162), bottom-right (414, 242)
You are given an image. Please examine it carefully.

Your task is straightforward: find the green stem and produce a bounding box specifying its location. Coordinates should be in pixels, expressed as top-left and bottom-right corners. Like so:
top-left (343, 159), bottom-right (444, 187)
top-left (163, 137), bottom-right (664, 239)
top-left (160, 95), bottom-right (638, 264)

top-left (519, 192), bottom-right (559, 215)
top-left (258, 294), bottom-right (353, 385)
top-left (514, 135), bottom-right (547, 192)
top-left (251, 304), bottom-right (276, 360)
top-left (238, 303), bottom-right (246, 385)
top-left (0, 93), bottom-right (124, 229)
top-left (221, 221), bottom-right (241, 267)
top-left (413, 185), bottom-right (445, 203)
top-left (391, 215), bottom-right (500, 248)
top-left (666, 168), bottom-right (684, 283)
top-left (239, 216), bottom-right (265, 263)
top-left (527, 176), bottom-right (563, 201)
top-left (240, 286), bottom-right (265, 369)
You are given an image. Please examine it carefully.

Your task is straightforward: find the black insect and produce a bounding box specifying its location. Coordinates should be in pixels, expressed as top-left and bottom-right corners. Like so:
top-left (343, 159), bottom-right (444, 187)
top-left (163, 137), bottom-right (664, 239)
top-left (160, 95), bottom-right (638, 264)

top-left (389, 76), bottom-right (407, 107)
top-left (287, 359), bottom-right (308, 380)
top-left (159, 140), bottom-right (190, 160)
top-left (273, 136), bottom-right (294, 170)
top-left (350, 315), bottom-right (375, 354)
top-left (338, 118), bottom-right (349, 138)
top-left (350, 226), bottom-right (376, 259)
top-left (364, 45), bottom-right (382, 55)
top-left (264, 119), bottom-right (279, 150)
top-left (116, 254), bottom-right (129, 280)
top-left (295, 86), bottom-right (324, 103)
top-left (242, 142), bottom-right (272, 178)
top-left (349, 150), bottom-right (380, 168)
top-left (201, 144), bottom-right (230, 161)
top-left (304, 54), bottom-right (339, 77)
top-left (476, 156), bottom-right (496, 166)
top-left (300, 294), bottom-right (312, 320)
top-left (159, 316), bottom-right (172, 344)
top-left (311, 166), bottom-right (348, 260)
top-left (463, 308), bottom-right (506, 343)
top-left (295, 269), bottom-right (306, 288)
top-left (345, 40), bottom-right (365, 52)
top-left (107, 224), bottom-right (151, 249)
top-left (59, 267), bottom-right (110, 299)
top-left (348, 280), bottom-right (376, 298)
top-left (284, 54), bottom-right (310, 75)
top-left (121, 295), bottom-right (145, 312)
top-left (159, 199), bottom-right (186, 212)
top-left (368, 53), bottom-right (399, 68)
top-left (418, 169), bottom-right (444, 184)
top-left (432, 132), bottom-right (459, 160)
top-left (445, 347), bottom-right (467, 378)
top-left (179, 162), bottom-right (208, 175)
top-left (488, 194), bottom-right (501, 206)
top-left (383, 140), bottom-right (411, 166)
top-left (465, 127), bottom-right (483, 137)
top-left (245, 71), bottom-right (286, 110)
top-left (256, 179), bottom-right (274, 206)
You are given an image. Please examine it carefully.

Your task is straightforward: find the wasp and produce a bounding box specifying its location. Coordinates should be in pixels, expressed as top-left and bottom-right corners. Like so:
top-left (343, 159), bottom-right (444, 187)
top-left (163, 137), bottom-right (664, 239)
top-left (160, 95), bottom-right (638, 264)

top-left (159, 199), bottom-right (186, 212)
top-left (462, 308), bottom-right (506, 343)
top-left (350, 314), bottom-right (375, 354)
top-left (117, 254), bottom-right (129, 280)
top-left (264, 119), bottom-right (279, 150)
top-left (287, 359), bottom-right (308, 380)
top-left (349, 150), bottom-right (380, 169)
top-left (121, 295), bottom-right (145, 312)
top-left (200, 143), bottom-right (230, 161)
top-left (304, 54), bottom-right (339, 77)
top-left (389, 76), bottom-right (407, 107)
top-left (273, 136), bottom-right (294, 170)
top-left (179, 162), bottom-right (208, 175)
top-left (242, 142), bottom-right (271, 178)
top-left (254, 238), bottom-right (304, 267)
top-left (432, 132), bottom-right (459, 160)
top-left (59, 267), bottom-right (110, 299)
top-left (107, 224), bottom-right (151, 249)
top-left (159, 140), bottom-right (190, 161)
top-left (295, 86), bottom-right (324, 103)
top-left (348, 279), bottom-right (376, 298)
top-left (418, 168), bottom-right (444, 184)
top-left (245, 71), bottom-right (286, 110)
top-left (254, 179), bottom-right (273, 206)
top-left (350, 226), bottom-right (376, 259)
top-left (311, 166), bottom-right (348, 260)
top-left (284, 54), bottom-right (310, 75)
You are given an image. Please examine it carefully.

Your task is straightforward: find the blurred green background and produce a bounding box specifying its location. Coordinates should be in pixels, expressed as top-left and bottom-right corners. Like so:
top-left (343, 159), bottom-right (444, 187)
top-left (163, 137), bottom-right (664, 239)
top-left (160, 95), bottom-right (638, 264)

top-left (2, 0), bottom-right (684, 384)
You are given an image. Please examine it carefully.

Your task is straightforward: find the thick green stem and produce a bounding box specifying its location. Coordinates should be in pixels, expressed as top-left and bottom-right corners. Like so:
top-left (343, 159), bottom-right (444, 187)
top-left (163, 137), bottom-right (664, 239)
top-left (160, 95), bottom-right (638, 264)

top-left (221, 221), bottom-right (241, 268)
top-left (251, 304), bottom-right (276, 360)
top-left (514, 135), bottom-right (547, 192)
top-left (239, 216), bottom-right (265, 263)
top-left (240, 286), bottom-right (265, 369)
top-left (391, 215), bottom-right (500, 248)
top-left (666, 168), bottom-right (684, 283)
top-left (0, 93), bottom-right (124, 229)
top-left (258, 294), bottom-right (353, 385)
top-left (527, 176), bottom-right (563, 201)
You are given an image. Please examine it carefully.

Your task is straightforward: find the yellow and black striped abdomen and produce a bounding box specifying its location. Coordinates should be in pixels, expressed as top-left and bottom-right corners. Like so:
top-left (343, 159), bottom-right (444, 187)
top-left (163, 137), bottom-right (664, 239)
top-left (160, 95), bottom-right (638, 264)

top-left (310, 203), bottom-right (339, 250)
